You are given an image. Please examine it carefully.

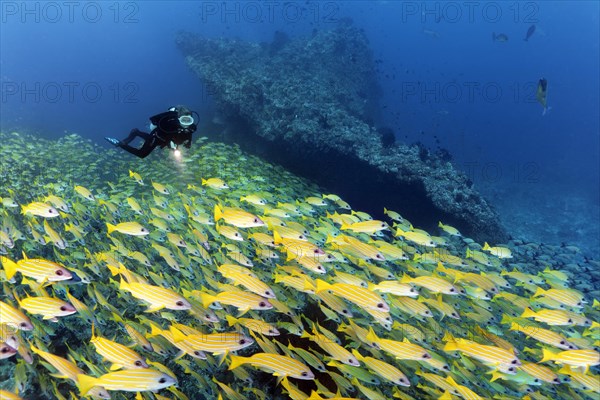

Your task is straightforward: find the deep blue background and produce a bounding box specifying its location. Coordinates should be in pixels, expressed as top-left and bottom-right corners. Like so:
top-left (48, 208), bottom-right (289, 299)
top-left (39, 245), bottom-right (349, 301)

top-left (1, 1), bottom-right (598, 254)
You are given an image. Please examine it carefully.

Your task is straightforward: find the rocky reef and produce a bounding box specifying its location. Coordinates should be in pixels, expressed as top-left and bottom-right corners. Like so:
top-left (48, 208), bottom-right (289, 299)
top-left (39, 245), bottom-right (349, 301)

top-left (176, 23), bottom-right (508, 242)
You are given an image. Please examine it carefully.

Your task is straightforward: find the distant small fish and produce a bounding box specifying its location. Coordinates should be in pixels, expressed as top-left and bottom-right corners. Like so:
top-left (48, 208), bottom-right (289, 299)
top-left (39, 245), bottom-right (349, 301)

top-left (422, 29), bottom-right (440, 38)
top-left (536, 78), bottom-right (549, 115)
top-left (492, 32), bottom-right (508, 42)
top-left (524, 24), bottom-right (536, 41)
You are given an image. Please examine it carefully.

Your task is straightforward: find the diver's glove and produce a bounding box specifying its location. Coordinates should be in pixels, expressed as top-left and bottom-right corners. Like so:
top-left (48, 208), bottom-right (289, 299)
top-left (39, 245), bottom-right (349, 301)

top-left (169, 141), bottom-right (177, 150)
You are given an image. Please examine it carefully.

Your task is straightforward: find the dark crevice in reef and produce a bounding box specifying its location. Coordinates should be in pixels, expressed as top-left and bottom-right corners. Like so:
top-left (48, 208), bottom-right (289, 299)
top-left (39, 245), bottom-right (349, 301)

top-left (211, 117), bottom-right (459, 236)
top-left (177, 23), bottom-right (508, 242)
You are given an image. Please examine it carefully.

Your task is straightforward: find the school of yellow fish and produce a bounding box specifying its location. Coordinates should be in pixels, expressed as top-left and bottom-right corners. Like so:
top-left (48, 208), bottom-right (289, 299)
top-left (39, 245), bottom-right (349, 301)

top-left (0, 131), bottom-right (599, 400)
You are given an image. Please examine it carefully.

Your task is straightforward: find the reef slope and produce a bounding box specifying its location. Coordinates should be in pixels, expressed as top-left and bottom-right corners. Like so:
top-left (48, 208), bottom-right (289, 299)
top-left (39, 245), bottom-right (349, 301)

top-left (176, 25), bottom-right (507, 242)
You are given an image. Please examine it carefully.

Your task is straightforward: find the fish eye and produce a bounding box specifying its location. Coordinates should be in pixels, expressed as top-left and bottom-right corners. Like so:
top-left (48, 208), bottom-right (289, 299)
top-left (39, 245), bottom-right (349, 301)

top-left (239, 339), bottom-right (247, 345)
top-left (553, 378), bottom-right (560, 383)
top-left (265, 291), bottom-right (272, 296)
top-left (567, 319), bottom-right (573, 323)
top-left (158, 378), bottom-right (167, 384)
top-left (511, 359), bottom-right (518, 365)
top-left (20, 322), bottom-right (28, 328)
top-left (451, 313), bottom-right (457, 317)
top-left (1, 346), bottom-right (10, 353)
top-left (60, 306), bottom-right (68, 311)
top-left (377, 303), bottom-right (384, 308)
top-left (449, 288), bottom-right (455, 292)
top-left (424, 311), bottom-right (431, 315)
top-left (194, 351), bottom-right (203, 356)
top-left (443, 365), bottom-right (450, 371)
top-left (135, 361), bottom-right (143, 366)
top-left (259, 302), bottom-right (266, 307)
top-left (176, 301), bottom-right (185, 307)
top-left (508, 367), bottom-right (515, 372)
top-left (301, 372), bottom-right (308, 377)
top-left (560, 340), bottom-right (565, 345)
top-left (528, 280), bottom-right (533, 284)
top-left (56, 270), bottom-right (64, 276)
top-left (423, 353), bottom-right (431, 359)
top-left (342, 309), bottom-right (349, 314)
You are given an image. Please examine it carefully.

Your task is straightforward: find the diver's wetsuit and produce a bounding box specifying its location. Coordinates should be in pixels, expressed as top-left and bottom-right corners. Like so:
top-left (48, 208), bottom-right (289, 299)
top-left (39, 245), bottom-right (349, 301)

top-left (119, 111), bottom-right (196, 159)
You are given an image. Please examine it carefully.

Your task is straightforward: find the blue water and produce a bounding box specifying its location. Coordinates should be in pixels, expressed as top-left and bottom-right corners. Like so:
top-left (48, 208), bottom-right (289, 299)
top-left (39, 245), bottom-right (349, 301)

top-left (1, 1), bottom-right (598, 255)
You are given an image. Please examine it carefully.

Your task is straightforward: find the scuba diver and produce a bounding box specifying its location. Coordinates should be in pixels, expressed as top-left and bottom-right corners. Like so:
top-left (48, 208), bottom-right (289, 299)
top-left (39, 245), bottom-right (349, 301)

top-left (105, 106), bottom-right (198, 158)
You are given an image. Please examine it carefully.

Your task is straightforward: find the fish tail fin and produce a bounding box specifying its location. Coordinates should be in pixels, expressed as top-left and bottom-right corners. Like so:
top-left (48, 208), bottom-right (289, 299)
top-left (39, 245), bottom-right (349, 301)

top-left (314, 279), bottom-right (330, 294)
top-left (400, 274), bottom-right (412, 284)
top-left (77, 374), bottom-right (99, 397)
top-left (521, 307), bottom-right (537, 318)
top-left (443, 339), bottom-right (459, 352)
top-left (508, 321), bottom-right (520, 331)
top-left (533, 287), bottom-right (545, 298)
top-left (225, 315), bottom-right (237, 326)
top-left (201, 178), bottom-right (207, 186)
top-left (169, 326), bottom-right (187, 343)
top-left (483, 242), bottom-right (491, 251)
top-left (300, 330), bottom-right (311, 339)
top-left (446, 375), bottom-right (459, 388)
top-left (273, 230), bottom-right (283, 245)
top-left (351, 349), bottom-right (364, 362)
top-left (557, 365), bottom-right (572, 375)
top-left (452, 270), bottom-right (464, 283)
top-left (307, 391), bottom-right (324, 400)
top-left (490, 371), bottom-right (503, 382)
top-left (1, 256), bottom-right (18, 280)
top-left (106, 223), bottom-right (116, 235)
top-left (365, 327), bottom-right (379, 343)
top-left (20, 205), bottom-right (28, 215)
top-left (148, 323), bottom-right (163, 338)
top-left (540, 348), bottom-right (556, 363)
top-left (200, 292), bottom-right (217, 309)
top-left (119, 278), bottom-right (130, 292)
top-left (214, 205), bottom-right (223, 222)
top-left (228, 354), bottom-right (245, 370)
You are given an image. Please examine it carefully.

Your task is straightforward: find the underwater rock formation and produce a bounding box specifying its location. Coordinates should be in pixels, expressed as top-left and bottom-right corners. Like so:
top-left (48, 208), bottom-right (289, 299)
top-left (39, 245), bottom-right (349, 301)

top-left (176, 24), bottom-right (507, 242)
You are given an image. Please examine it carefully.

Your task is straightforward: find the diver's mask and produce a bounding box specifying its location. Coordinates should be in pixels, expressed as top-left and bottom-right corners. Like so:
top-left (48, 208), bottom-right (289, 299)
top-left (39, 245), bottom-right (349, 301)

top-left (168, 106), bottom-right (195, 128)
top-left (178, 115), bottom-right (194, 128)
